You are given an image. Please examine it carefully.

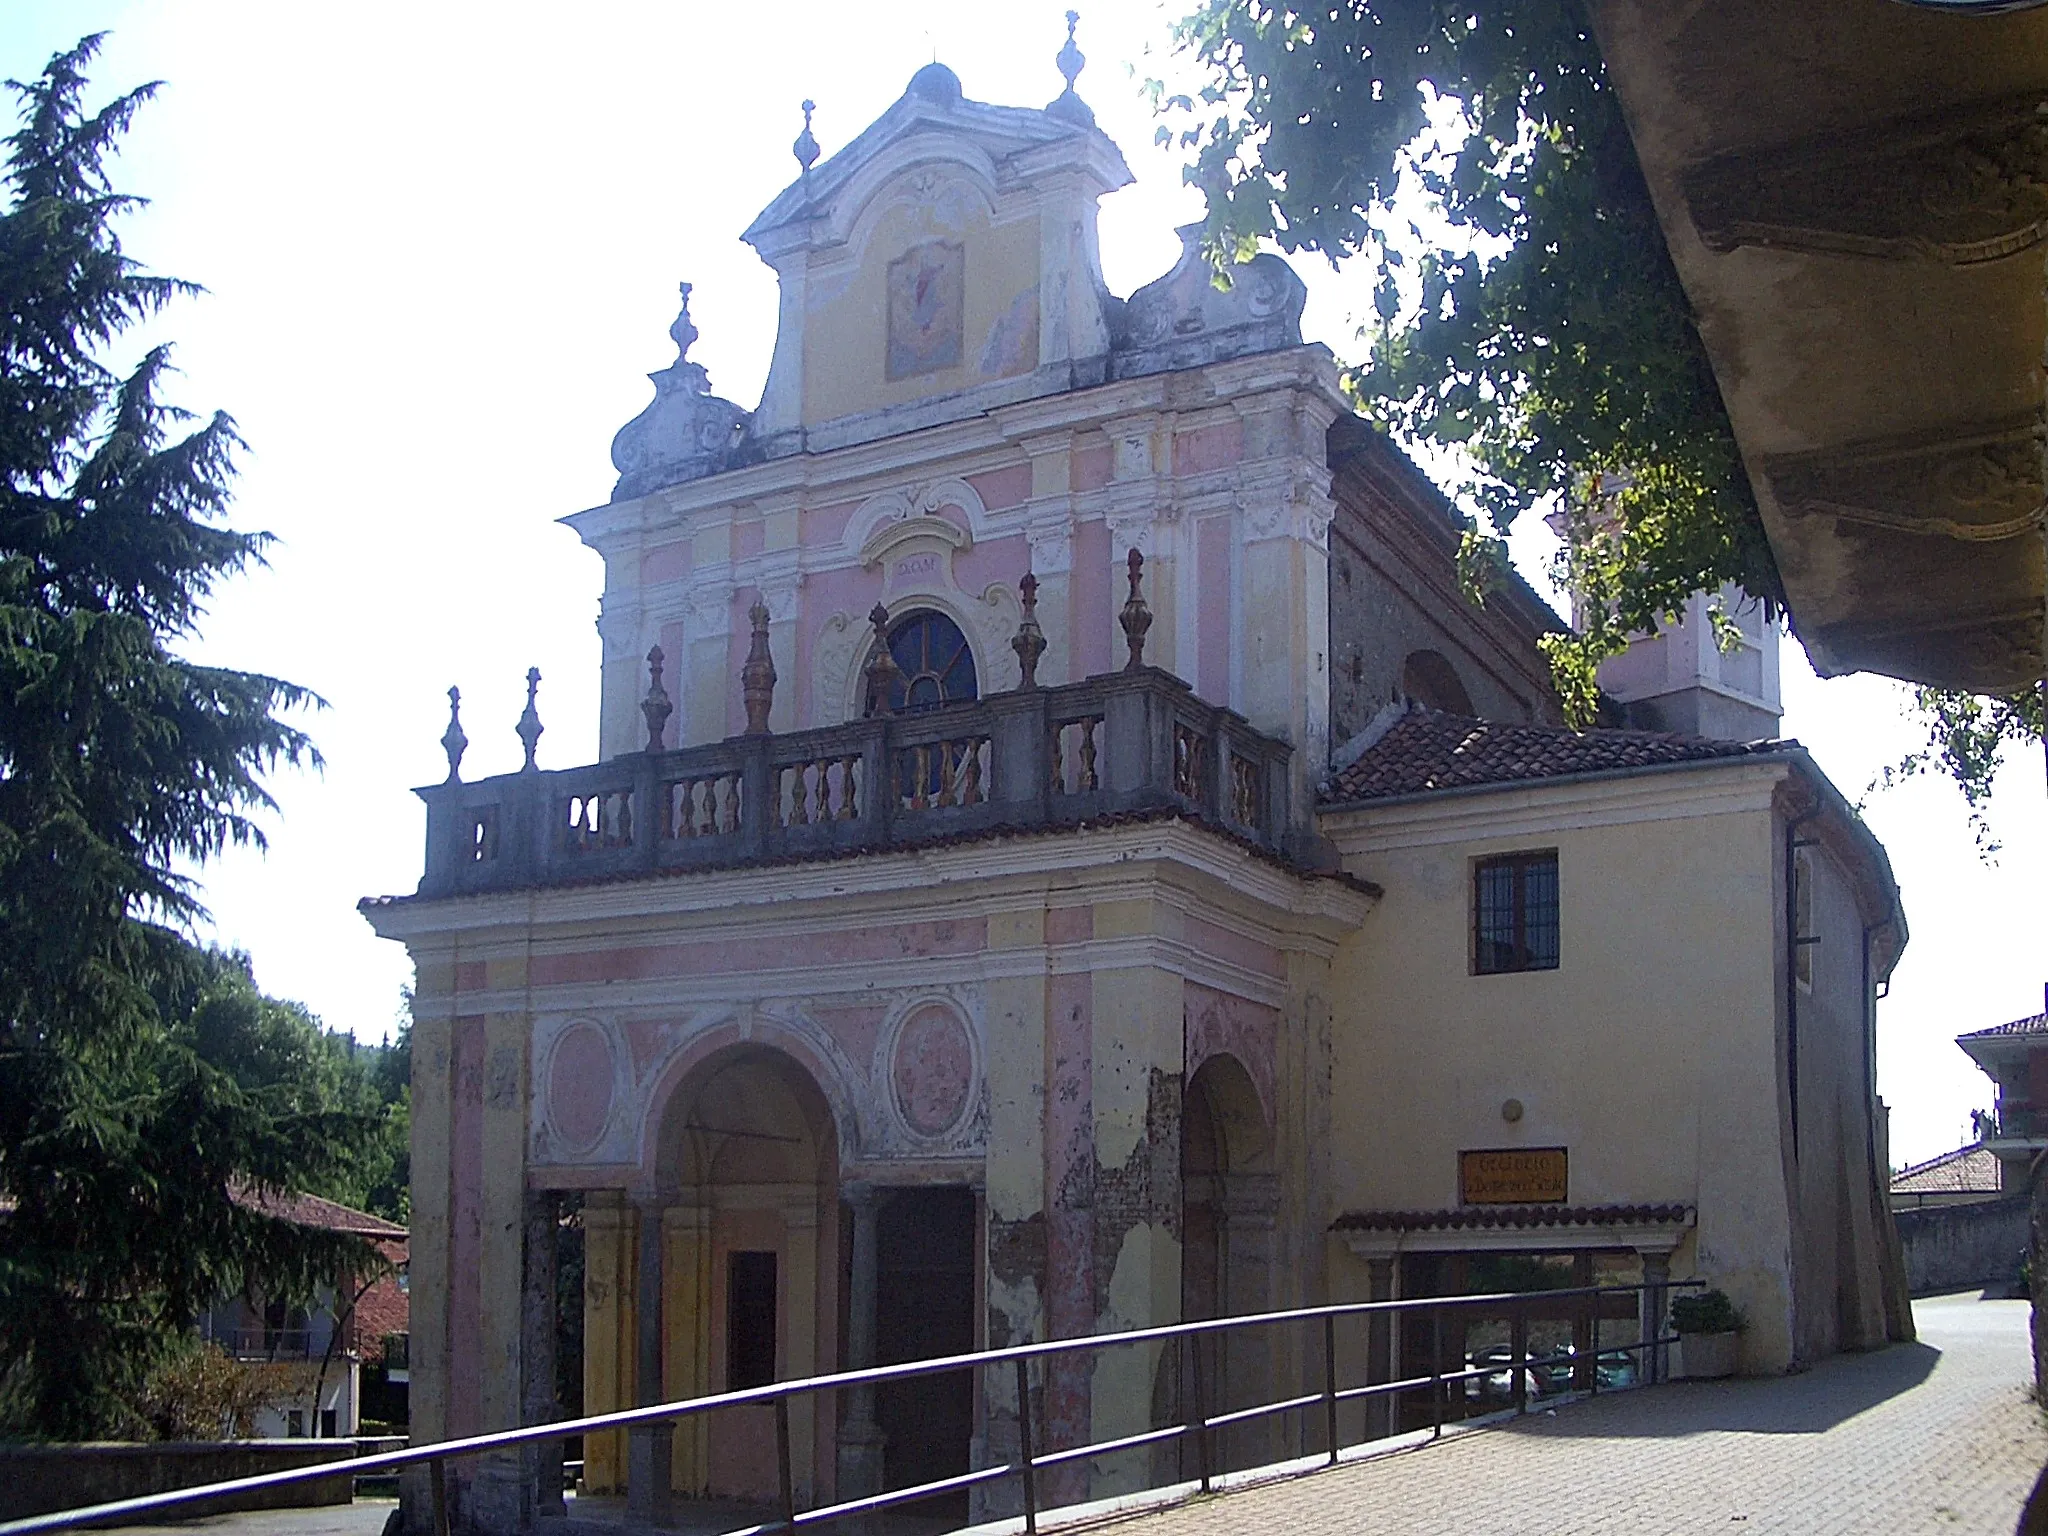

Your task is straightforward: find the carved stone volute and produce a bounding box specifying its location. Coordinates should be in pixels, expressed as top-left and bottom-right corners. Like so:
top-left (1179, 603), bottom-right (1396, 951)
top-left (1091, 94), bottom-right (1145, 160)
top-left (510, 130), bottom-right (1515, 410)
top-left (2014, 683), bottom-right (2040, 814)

top-left (609, 283), bottom-right (752, 501)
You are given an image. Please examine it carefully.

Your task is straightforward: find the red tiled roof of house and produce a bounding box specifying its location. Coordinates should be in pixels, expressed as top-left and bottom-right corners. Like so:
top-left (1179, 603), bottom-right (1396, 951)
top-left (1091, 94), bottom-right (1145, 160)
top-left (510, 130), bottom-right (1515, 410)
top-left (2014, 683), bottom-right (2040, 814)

top-left (1959, 1011), bottom-right (2048, 1041)
top-left (1890, 1144), bottom-right (2003, 1196)
top-left (350, 1237), bottom-right (410, 1361)
top-left (233, 1186), bottom-right (407, 1240)
top-left (1322, 704), bottom-right (1788, 804)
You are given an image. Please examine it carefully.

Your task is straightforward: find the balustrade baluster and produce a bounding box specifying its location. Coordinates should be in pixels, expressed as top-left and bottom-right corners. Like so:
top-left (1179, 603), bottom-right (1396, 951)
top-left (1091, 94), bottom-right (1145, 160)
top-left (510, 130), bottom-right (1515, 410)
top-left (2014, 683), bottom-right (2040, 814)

top-left (1079, 718), bottom-right (1099, 791)
top-left (937, 741), bottom-right (957, 808)
top-left (959, 738), bottom-right (983, 806)
top-left (1050, 722), bottom-right (1065, 793)
top-left (838, 755), bottom-right (860, 820)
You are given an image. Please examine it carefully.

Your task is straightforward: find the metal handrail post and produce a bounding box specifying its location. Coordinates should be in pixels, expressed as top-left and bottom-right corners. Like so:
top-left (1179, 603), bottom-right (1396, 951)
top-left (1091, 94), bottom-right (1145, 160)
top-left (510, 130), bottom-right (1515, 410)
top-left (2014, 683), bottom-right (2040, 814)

top-left (1511, 1299), bottom-right (1528, 1416)
top-left (1430, 1310), bottom-right (1444, 1440)
top-left (1187, 1333), bottom-right (1212, 1493)
top-left (1322, 1313), bottom-right (1339, 1465)
top-left (774, 1397), bottom-right (796, 1531)
top-left (1589, 1302), bottom-right (1601, 1397)
top-left (1014, 1356), bottom-right (1038, 1536)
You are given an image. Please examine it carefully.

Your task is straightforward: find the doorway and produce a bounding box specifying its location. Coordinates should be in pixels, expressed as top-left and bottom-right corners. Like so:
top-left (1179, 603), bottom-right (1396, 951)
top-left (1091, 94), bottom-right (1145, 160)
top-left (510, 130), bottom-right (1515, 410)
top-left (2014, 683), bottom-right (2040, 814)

top-left (872, 1187), bottom-right (977, 1514)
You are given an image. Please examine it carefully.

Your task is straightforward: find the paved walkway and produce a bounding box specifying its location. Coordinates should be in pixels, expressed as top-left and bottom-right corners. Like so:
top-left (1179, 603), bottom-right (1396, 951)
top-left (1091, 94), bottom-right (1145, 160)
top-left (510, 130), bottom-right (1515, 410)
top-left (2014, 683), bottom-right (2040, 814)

top-left (1094, 1291), bottom-right (2045, 1536)
top-left (93, 1293), bottom-right (2045, 1536)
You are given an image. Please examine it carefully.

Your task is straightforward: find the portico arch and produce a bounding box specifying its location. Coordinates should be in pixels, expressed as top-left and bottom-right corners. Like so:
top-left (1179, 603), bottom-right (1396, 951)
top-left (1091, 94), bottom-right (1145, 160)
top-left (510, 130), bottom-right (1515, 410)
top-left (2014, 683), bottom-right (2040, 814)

top-left (609, 1043), bottom-right (842, 1510)
top-left (1181, 1052), bottom-right (1276, 1472)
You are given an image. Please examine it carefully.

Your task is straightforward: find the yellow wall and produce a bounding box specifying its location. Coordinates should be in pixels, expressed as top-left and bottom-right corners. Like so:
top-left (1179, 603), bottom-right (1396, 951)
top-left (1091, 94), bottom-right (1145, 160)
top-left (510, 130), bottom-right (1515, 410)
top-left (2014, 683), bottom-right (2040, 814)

top-left (800, 187), bottom-right (1040, 426)
top-left (1323, 764), bottom-right (1809, 1370)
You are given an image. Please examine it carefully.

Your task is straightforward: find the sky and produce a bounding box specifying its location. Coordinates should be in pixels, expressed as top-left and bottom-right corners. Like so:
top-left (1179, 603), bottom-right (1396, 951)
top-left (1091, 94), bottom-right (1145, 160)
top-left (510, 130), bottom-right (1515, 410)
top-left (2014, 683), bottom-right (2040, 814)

top-left (1, 0), bottom-right (2040, 1169)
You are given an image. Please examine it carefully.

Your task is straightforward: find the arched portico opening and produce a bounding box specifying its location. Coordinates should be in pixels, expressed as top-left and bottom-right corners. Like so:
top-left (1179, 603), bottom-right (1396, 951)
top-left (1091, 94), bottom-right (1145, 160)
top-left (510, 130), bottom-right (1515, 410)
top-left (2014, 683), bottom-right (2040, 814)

top-left (648, 1043), bottom-right (842, 1508)
top-left (1181, 1052), bottom-right (1275, 1473)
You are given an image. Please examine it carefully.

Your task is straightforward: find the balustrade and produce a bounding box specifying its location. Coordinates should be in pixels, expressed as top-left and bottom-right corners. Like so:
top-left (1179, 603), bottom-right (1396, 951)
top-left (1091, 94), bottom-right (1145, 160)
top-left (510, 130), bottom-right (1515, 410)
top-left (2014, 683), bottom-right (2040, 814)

top-left (414, 668), bottom-right (1297, 898)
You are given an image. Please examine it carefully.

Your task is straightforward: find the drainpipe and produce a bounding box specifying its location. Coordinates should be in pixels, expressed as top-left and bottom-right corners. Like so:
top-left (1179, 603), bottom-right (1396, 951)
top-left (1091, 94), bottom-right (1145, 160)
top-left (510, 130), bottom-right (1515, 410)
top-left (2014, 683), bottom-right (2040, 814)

top-left (1784, 804), bottom-right (1823, 1162)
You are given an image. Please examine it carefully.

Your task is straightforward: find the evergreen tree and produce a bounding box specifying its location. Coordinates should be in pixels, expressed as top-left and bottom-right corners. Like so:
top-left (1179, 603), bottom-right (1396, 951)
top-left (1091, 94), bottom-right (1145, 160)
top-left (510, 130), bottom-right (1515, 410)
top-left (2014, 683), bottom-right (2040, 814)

top-left (0, 36), bottom-right (379, 1438)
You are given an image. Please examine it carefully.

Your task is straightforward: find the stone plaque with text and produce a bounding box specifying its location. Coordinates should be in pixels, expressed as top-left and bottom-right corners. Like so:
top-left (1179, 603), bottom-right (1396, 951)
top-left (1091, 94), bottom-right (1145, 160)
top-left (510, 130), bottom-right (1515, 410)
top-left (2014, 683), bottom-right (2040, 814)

top-left (1459, 1147), bottom-right (1568, 1205)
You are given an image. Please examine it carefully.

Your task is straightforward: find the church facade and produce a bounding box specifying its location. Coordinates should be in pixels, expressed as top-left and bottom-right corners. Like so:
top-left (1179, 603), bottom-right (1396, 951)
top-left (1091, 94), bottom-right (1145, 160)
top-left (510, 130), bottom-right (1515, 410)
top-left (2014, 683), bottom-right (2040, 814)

top-left (364, 47), bottom-right (1908, 1535)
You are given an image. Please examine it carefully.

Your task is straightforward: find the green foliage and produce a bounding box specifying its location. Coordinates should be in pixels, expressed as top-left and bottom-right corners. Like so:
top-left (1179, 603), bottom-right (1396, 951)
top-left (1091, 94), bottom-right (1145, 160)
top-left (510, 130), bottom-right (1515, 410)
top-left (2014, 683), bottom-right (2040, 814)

top-left (134, 1339), bottom-right (277, 1442)
top-left (1166, 0), bottom-right (1780, 720)
top-left (1670, 1289), bottom-right (1745, 1335)
top-left (0, 37), bottom-right (388, 1440)
top-left (1873, 685), bottom-right (2046, 858)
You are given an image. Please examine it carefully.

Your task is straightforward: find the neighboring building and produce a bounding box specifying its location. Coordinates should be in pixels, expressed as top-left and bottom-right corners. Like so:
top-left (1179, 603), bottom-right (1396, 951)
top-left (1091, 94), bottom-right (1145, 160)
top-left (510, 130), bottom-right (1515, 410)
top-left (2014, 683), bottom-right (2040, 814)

top-left (1956, 1000), bottom-right (2048, 1191)
top-left (362, 41), bottom-right (1908, 1535)
top-left (1890, 1144), bottom-right (2004, 1211)
top-left (202, 1191), bottom-right (409, 1439)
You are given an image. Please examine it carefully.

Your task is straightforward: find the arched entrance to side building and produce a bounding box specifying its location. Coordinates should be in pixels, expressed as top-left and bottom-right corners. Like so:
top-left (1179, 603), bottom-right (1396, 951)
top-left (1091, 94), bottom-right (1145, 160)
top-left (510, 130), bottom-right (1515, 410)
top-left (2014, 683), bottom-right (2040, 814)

top-left (1180, 1053), bottom-right (1275, 1473)
top-left (652, 1043), bottom-right (842, 1508)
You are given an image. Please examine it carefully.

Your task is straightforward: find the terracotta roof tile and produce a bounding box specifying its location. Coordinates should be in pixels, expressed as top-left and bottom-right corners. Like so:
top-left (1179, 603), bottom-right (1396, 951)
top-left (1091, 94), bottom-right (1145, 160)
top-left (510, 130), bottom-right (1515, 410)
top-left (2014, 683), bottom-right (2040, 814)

top-left (1323, 704), bottom-right (1787, 804)
top-left (233, 1186), bottom-right (407, 1240)
top-left (1959, 1011), bottom-right (2048, 1041)
top-left (1330, 1202), bottom-right (1695, 1233)
top-left (1890, 1144), bottom-right (2003, 1196)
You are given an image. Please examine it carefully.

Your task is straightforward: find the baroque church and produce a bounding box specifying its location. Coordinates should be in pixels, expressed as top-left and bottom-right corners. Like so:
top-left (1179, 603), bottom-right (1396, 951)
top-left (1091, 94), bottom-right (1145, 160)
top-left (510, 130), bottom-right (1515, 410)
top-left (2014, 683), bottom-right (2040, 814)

top-left (365, 34), bottom-right (1910, 1535)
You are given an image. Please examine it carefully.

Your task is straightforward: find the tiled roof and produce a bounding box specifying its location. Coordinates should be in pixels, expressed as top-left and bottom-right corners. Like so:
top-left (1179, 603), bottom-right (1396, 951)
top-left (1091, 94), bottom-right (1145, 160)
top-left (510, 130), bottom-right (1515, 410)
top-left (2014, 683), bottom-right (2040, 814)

top-left (234, 1186), bottom-right (407, 1240)
top-left (1890, 1144), bottom-right (2003, 1196)
top-left (1331, 1203), bottom-right (1695, 1233)
top-left (1323, 704), bottom-right (1786, 804)
top-left (1959, 1011), bottom-right (2048, 1041)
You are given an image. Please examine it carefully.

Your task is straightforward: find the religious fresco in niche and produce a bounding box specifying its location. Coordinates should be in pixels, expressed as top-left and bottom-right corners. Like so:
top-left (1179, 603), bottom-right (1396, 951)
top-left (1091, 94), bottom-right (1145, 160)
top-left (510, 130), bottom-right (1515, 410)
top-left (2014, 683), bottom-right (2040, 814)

top-left (886, 241), bottom-right (965, 379)
top-left (890, 1002), bottom-right (975, 1137)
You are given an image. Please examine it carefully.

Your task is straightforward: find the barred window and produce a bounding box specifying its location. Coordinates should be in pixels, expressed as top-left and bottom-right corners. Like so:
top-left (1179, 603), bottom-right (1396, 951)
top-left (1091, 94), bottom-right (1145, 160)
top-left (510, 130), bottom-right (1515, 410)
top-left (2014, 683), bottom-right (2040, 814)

top-left (1473, 852), bottom-right (1560, 975)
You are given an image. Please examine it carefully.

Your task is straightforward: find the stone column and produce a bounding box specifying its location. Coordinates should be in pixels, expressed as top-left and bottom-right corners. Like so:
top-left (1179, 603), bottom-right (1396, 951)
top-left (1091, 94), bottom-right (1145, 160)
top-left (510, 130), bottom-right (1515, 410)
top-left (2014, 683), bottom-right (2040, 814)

top-left (1365, 1257), bottom-right (1395, 1441)
top-left (836, 1183), bottom-right (887, 1501)
top-left (782, 1200), bottom-right (821, 1505)
top-left (626, 1199), bottom-right (672, 1526)
top-left (1641, 1251), bottom-right (1672, 1385)
top-left (520, 1191), bottom-right (564, 1518)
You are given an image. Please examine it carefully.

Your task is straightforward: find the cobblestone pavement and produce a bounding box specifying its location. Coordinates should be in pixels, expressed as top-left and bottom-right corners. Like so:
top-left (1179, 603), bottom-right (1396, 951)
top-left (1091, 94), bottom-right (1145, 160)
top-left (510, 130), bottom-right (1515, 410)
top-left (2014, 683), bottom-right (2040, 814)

top-left (1093, 1292), bottom-right (2044, 1536)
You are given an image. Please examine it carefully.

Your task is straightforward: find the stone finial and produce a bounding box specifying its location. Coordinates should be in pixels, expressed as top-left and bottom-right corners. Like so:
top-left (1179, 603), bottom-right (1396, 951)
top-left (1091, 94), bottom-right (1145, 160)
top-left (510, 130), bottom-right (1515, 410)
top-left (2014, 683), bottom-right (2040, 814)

top-left (863, 603), bottom-right (902, 717)
top-left (516, 667), bottom-right (544, 771)
top-left (1058, 11), bottom-right (1085, 91)
top-left (793, 100), bottom-right (820, 174)
top-left (741, 601), bottom-right (777, 735)
top-left (441, 686), bottom-right (467, 783)
top-left (1118, 548), bottom-right (1153, 672)
top-left (1011, 571), bottom-right (1047, 690)
top-left (640, 645), bottom-right (673, 753)
top-left (1046, 10), bottom-right (1095, 128)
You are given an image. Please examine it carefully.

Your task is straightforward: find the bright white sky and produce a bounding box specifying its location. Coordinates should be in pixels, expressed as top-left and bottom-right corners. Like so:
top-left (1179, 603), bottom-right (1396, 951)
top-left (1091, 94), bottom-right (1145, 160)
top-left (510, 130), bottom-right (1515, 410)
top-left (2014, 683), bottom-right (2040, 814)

top-left (2, 1), bottom-right (2040, 1169)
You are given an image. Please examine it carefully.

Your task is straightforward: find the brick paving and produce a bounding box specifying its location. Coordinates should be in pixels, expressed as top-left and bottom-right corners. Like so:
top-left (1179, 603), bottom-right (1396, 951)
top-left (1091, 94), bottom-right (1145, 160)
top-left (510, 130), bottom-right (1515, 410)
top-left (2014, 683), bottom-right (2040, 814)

top-left (1090, 1292), bottom-right (2045, 1536)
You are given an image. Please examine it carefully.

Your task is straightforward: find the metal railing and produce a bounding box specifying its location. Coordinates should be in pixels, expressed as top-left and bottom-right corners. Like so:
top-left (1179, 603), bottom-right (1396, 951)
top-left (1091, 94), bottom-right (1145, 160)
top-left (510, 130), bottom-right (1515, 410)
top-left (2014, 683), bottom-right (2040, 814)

top-left (0, 1280), bottom-right (1696, 1536)
top-left (415, 667), bottom-right (1298, 899)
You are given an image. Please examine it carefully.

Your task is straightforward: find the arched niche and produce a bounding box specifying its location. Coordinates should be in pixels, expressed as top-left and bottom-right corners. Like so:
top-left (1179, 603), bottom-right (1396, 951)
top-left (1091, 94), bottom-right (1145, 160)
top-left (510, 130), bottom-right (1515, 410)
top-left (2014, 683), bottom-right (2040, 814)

top-left (1401, 649), bottom-right (1476, 716)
